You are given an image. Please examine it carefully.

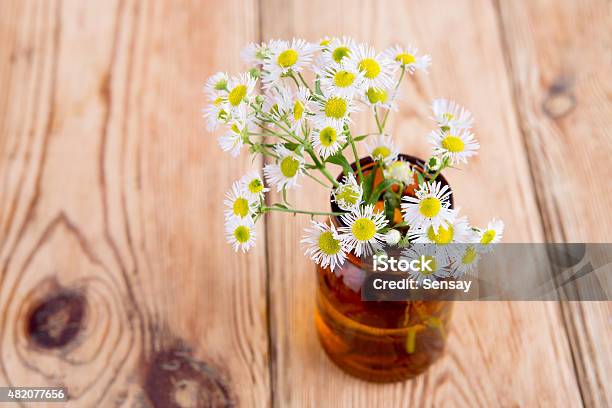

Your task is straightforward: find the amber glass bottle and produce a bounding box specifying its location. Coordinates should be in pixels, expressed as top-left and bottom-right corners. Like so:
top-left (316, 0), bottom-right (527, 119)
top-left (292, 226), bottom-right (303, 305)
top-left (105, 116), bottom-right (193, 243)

top-left (314, 155), bottom-right (453, 382)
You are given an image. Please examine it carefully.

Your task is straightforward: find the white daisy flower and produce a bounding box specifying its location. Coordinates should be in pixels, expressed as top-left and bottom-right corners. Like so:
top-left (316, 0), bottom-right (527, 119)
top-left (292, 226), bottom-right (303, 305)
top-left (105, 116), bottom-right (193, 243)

top-left (363, 86), bottom-right (399, 110)
top-left (318, 61), bottom-right (366, 98)
top-left (365, 134), bottom-right (399, 166)
top-left (431, 99), bottom-right (474, 130)
top-left (409, 214), bottom-right (473, 245)
top-left (401, 244), bottom-right (450, 284)
top-left (320, 36), bottom-right (357, 65)
top-left (204, 72), bottom-right (228, 101)
top-left (202, 101), bottom-right (227, 131)
top-left (223, 73), bottom-right (257, 113)
top-left (409, 214), bottom-right (474, 260)
top-left (429, 128), bottom-right (480, 165)
top-left (383, 45), bottom-right (431, 74)
top-left (218, 123), bottom-right (244, 157)
top-left (240, 170), bottom-right (269, 201)
top-left (310, 125), bottom-right (346, 159)
top-left (291, 86), bottom-right (312, 130)
top-left (313, 92), bottom-right (358, 129)
top-left (263, 85), bottom-right (312, 131)
top-left (349, 43), bottom-right (396, 91)
top-left (450, 245), bottom-right (480, 278)
top-left (224, 181), bottom-right (257, 221)
top-left (333, 173), bottom-right (363, 211)
top-left (301, 221), bottom-right (349, 272)
top-left (338, 204), bottom-right (388, 257)
top-left (241, 42), bottom-right (269, 65)
top-left (264, 84), bottom-right (293, 118)
top-left (383, 160), bottom-right (415, 185)
top-left (262, 38), bottom-right (318, 87)
top-left (263, 144), bottom-right (305, 191)
top-left (475, 218), bottom-right (504, 249)
top-left (401, 181), bottom-right (457, 233)
top-left (225, 217), bottom-right (257, 253)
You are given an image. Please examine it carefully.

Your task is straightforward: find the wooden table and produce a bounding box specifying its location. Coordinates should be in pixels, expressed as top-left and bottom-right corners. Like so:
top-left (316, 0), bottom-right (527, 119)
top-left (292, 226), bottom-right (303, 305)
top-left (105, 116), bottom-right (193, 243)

top-left (0, 0), bottom-right (610, 406)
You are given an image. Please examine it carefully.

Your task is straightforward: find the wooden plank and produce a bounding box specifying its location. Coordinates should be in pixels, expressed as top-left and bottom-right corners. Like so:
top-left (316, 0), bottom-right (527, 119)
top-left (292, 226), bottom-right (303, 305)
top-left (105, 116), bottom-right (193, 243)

top-left (0, 0), bottom-right (269, 406)
top-left (260, 0), bottom-right (584, 405)
top-left (497, 1), bottom-right (612, 406)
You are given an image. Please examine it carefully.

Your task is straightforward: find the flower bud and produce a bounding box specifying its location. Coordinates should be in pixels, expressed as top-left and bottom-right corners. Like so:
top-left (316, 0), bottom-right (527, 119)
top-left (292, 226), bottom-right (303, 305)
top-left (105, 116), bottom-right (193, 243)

top-left (384, 229), bottom-right (401, 246)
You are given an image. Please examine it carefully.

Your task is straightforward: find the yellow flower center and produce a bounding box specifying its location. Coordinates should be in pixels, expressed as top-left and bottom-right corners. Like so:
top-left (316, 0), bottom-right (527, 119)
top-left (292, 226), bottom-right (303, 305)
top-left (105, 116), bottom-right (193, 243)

top-left (358, 58), bottom-right (381, 79)
top-left (462, 247), bottom-right (477, 264)
top-left (442, 112), bottom-right (455, 121)
top-left (419, 197), bottom-right (441, 218)
top-left (371, 146), bottom-right (391, 159)
top-left (230, 123), bottom-right (240, 134)
top-left (324, 97), bottom-right (347, 119)
top-left (480, 230), bottom-right (496, 244)
top-left (293, 100), bottom-right (304, 121)
top-left (333, 70), bottom-right (356, 88)
top-left (319, 127), bottom-right (338, 147)
top-left (234, 225), bottom-right (251, 243)
top-left (320, 39), bottom-right (331, 46)
top-left (277, 49), bottom-right (298, 68)
top-left (248, 178), bottom-right (264, 194)
top-left (318, 231), bottom-right (341, 255)
top-left (213, 97), bottom-right (223, 106)
top-left (351, 218), bottom-right (377, 241)
top-left (280, 156), bottom-right (300, 178)
top-left (441, 135), bottom-right (465, 153)
top-left (332, 46), bottom-right (351, 63)
top-left (420, 255), bottom-right (436, 275)
top-left (395, 53), bottom-right (416, 65)
top-left (335, 186), bottom-right (359, 206)
top-left (233, 198), bottom-right (250, 218)
top-left (366, 87), bottom-right (388, 104)
top-left (228, 84), bottom-right (247, 106)
top-left (427, 224), bottom-right (454, 244)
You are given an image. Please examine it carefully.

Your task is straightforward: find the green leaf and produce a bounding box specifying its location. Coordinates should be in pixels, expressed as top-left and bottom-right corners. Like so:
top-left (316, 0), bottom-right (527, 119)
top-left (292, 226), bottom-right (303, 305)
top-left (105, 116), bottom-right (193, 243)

top-left (384, 197), bottom-right (395, 225)
top-left (392, 220), bottom-right (409, 229)
top-left (284, 142), bottom-right (300, 151)
top-left (353, 135), bottom-right (369, 142)
top-left (367, 179), bottom-right (397, 205)
top-left (416, 171), bottom-right (425, 187)
top-left (362, 170), bottom-right (376, 203)
top-left (315, 78), bottom-right (323, 95)
top-left (272, 203), bottom-right (288, 210)
top-left (326, 152), bottom-right (353, 177)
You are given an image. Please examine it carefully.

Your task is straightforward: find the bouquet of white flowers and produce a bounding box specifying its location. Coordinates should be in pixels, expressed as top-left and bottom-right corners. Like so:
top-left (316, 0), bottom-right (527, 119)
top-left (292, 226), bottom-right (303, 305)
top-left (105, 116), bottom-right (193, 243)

top-left (205, 37), bottom-right (504, 279)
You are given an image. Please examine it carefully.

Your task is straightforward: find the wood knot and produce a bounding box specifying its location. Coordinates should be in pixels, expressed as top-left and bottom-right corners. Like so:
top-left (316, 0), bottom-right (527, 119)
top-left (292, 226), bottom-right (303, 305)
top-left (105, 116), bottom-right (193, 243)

top-left (144, 348), bottom-right (235, 408)
top-left (27, 291), bottom-right (86, 349)
top-left (542, 76), bottom-right (576, 119)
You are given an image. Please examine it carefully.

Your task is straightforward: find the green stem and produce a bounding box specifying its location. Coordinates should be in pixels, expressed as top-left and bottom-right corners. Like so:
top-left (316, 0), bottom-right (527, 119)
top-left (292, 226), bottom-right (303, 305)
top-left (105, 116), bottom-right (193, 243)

top-left (381, 67), bottom-right (406, 131)
top-left (347, 132), bottom-right (364, 183)
top-left (374, 106), bottom-right (383, 133)
top-left (251, 103), bottom-right (302, 143)
top-left (304, 147), bottom-right (339, 187)
top-left (304, 171), bottom-right (332, 188)
top-left (297, 72), bottom-right (314, 94)
top-left (427, 167), bottom-right (445, 182)
top-left (262, 206), bottom-right (343, 217)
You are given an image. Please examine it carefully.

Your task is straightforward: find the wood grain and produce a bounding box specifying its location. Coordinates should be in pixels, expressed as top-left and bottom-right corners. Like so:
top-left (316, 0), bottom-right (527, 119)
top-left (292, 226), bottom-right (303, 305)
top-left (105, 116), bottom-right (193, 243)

top-left (0, 0), bottom-right (269, 406)
top-left (497, 0), bottom-right (612, 406)
top-left (260, 0), bottom-right (583, 406)
top-left (0, 0), bottom-right (608, 407)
